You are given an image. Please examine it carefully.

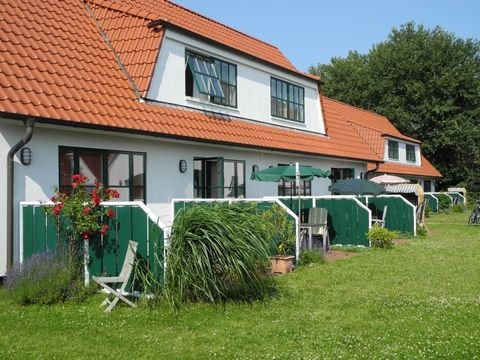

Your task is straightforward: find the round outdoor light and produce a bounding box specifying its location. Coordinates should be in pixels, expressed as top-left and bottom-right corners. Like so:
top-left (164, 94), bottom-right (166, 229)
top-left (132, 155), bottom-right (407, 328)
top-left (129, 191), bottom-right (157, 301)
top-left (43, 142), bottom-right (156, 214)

top-left (179, 159), bottom-right (187, 173)
top-left (252, 164), bottom-right (259, 173)
top-left (20, 147), bottom-right (32, 166)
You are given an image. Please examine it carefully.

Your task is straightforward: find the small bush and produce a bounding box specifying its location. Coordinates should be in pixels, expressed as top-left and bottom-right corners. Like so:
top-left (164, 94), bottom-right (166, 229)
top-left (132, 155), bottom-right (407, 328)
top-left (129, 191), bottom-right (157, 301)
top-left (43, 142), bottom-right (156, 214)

top-left (425, 205), bottom-right (432, 217)
top-left (416, 224), bottom-right (428, 237)
top-left (437, 194), bottom-right (451, 213)
top-left (299, 250), bottom-right (325, 266)
top-left (367, 226), bottom-right (397, 249)
top-left (452, 204), bottom-right (465, 213)
top-left (5, 251), bottom-right (75, 305)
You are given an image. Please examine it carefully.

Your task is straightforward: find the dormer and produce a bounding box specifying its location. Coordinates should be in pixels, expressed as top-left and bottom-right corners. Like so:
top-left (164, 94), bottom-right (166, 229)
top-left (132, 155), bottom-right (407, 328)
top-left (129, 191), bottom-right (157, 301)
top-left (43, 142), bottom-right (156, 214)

top-left (384, 137), bottom-right (421, 166)
top-left (146, 27), bottom-right (326, 134)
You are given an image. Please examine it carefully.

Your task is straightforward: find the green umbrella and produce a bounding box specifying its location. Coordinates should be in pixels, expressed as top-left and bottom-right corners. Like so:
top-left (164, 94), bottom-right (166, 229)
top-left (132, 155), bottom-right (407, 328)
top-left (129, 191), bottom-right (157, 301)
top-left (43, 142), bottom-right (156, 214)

top-left (250, 164), bottom-right (330, 182)
top-left (328, 179), bottom-right (386, 196)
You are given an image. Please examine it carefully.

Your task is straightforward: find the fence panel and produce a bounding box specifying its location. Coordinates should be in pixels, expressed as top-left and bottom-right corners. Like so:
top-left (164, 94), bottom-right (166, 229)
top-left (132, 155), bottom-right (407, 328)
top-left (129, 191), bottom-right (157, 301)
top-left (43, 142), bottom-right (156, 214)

top-left (424, 193), bottom-right (439, 213)
top-left (313, 197), bottom-right (370, 246)
top-left (369, 196), bottom-right (415, 235)
top-left (20, 202), bottom-right (164, 283)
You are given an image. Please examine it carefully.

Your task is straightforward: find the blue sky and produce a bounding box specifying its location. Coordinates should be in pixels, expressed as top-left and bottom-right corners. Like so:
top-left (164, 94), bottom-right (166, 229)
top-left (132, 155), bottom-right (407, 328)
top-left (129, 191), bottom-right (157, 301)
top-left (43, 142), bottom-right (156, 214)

top-left (173, 0), bottom-right (480, 72)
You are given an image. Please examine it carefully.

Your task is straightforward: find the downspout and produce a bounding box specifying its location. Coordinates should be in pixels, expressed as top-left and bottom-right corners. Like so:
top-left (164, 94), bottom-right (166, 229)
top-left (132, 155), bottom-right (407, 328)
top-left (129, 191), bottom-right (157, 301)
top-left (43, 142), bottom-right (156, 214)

top-left (364, 162), bottom-right (380, 180)
top-left (6, 118), bottom-right (35, 268)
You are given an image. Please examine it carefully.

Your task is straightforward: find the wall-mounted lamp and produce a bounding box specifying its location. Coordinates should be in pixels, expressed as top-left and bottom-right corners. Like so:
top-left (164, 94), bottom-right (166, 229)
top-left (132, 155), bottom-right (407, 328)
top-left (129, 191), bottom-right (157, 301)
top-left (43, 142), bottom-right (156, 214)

top-left (179, 159), bottom-right (187, 173)
top-left (20, 147), bottom-right (32, 166)
top-left (252, 164), bottom-right (259, 173)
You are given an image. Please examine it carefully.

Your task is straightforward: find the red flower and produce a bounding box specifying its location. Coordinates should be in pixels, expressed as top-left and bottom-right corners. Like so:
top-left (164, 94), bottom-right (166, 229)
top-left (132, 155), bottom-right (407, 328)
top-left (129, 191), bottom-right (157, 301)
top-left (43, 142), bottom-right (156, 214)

top-left (52, 202), bottom-right (64, 216)
top-left (107, 208), bottom-right (115, 218)
top-left (82, 232), bottom-right (90, 240)
top-left (111, 190), bottom-right (120, 199)
top-left (100, 224), bottom-right (109, 236)
top-left (82, 207), bottom-right (91, 215)
top-left (91, 191), bottom-right (101, 206)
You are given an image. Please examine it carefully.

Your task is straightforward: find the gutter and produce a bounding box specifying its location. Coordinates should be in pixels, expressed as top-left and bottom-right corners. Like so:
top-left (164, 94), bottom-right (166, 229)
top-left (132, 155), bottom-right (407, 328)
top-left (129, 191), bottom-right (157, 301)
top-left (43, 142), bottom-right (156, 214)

top-left (364, 162), bottom-right (380, 180)
top-left (6, 118), bottom-right (35, 268)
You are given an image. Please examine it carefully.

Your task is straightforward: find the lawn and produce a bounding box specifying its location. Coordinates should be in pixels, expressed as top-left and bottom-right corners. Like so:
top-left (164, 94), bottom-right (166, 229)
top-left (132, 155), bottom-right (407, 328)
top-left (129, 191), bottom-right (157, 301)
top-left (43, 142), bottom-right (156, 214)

top-left (1, 212), bottom-right (479, 359)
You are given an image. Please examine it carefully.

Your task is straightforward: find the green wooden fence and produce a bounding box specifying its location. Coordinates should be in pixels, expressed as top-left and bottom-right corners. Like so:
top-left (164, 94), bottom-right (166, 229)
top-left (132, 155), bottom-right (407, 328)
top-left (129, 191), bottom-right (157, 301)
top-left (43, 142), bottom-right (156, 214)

top-left (21, 202), bottom-right (164, 283)
top-left (277, 196), bottom-right (371, 247)
top-left (366, 195), bottom-right (416, 235)
top-left (447, 192), bottom-right (465, 205)
top-left (424, 193), bottom-right (439, 213)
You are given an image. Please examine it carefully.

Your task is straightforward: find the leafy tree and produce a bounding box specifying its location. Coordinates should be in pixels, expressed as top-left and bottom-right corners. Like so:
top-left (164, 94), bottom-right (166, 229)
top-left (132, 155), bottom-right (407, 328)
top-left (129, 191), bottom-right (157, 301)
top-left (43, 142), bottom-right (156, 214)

top-left (310, 22), bottom-right (480, 188)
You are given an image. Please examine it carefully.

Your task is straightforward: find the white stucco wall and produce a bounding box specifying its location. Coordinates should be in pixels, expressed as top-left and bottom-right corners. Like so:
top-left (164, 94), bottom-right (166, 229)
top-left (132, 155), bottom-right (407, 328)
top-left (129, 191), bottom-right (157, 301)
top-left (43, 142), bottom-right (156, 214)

top-left (148, 29), bottom-right (325, 134)
top-left (0, 120), bottom-right (367, 275)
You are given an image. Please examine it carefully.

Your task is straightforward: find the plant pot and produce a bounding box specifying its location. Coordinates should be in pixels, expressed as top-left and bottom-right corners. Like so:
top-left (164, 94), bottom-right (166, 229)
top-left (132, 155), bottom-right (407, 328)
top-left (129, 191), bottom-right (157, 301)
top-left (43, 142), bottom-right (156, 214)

top-left (270, 255), bottom-right (295, 274)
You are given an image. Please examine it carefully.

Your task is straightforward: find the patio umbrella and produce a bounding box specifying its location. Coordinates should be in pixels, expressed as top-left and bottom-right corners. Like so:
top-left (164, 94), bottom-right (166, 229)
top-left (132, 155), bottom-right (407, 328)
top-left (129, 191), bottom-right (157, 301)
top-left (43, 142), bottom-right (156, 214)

top-left (250, 164), bottom-right (330, 182)
top-left (370, 174), bottom-right (410, 185)
top-left (328, 179), bottom-right (387, 196)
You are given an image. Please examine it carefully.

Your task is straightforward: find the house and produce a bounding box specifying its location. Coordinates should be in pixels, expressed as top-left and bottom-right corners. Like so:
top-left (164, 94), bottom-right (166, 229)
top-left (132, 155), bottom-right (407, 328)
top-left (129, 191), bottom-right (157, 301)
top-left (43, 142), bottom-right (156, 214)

top-left (322, 98), bottom-right (441, 190)
top-left (0, 0), bottom-right (440, 276)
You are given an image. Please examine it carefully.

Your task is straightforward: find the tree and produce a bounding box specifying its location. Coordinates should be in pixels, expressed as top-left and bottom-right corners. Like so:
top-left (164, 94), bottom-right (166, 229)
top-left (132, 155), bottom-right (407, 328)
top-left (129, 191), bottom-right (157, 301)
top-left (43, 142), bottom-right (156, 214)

top-left (310, 22), bottom-right (480, 188)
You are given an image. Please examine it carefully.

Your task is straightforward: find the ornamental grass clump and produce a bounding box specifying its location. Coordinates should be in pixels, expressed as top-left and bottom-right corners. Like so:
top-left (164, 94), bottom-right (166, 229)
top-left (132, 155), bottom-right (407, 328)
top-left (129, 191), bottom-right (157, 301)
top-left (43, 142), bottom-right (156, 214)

top-left (165, 203), bottom-right (275, 308)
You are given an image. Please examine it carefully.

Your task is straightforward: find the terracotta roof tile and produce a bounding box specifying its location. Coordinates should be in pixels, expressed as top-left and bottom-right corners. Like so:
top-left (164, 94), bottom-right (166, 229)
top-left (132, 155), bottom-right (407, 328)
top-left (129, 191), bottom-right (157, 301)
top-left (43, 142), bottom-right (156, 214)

top-left (86, 0), bottom-right (318, 81)
top-left (322, 98), bottom-right (441, 178)
top-left (0, 0), bottom-right (380, 163)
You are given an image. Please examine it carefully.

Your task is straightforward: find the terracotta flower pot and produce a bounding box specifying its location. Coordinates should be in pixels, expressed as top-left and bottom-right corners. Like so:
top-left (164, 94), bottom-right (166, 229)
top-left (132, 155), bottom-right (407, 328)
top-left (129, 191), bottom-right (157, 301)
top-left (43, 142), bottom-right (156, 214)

top-left (270, 255), bottom-right (295, 274)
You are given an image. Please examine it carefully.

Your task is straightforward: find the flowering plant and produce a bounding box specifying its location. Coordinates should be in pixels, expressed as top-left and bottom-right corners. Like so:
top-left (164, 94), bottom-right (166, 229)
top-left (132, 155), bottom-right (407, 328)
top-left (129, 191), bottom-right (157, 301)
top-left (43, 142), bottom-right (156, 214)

top-left (47, 174), bottom-right (119, 241)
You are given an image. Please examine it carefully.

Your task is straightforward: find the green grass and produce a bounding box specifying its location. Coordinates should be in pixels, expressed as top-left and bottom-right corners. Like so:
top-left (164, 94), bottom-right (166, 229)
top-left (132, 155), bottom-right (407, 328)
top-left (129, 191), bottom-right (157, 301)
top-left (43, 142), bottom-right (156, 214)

top-left (1, 212), bottom-right (480, 358)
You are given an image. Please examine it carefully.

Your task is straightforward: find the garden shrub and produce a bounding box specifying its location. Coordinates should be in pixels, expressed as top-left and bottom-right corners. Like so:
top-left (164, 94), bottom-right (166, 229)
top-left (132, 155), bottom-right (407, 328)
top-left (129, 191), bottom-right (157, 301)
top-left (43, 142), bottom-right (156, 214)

top-left (5, 250), bottom-right (82, 305)
top-left (416, 224), bottom-right (428, 237)
top-left (367, 226), bottom-right (397, 249)
top-left (299, 250), bottom-right (325, 266)
top-left (452, 204), bottom-right (465, 213)
top-left (165, 203), bottom-right (275, 308)
top-left (437, 194), bottom-right (451, 213)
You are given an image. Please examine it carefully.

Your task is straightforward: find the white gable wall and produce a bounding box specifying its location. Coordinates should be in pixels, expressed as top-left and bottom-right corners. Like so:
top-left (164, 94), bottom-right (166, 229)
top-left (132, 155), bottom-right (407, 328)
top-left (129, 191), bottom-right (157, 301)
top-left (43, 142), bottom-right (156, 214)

top-left (148, 29), bottom-right (326, 134)
top-left (0, 120), bottom-right (365, 275)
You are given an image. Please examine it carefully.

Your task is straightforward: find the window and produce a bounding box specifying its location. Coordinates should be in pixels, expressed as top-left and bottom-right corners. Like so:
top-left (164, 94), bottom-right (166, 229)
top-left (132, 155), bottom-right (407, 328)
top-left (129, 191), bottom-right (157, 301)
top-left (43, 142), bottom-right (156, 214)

top-left (423, 180), bottom-right (432, 192)
top-left (406, 144), bottom-right (416, 163)
top-left (194, 157), bottom-right (245, 199)
top-left (59, 147), bottom-right (146, 202)
top-left (271, 77), bottom-right (304, 122)
top-left (330, 168), bottom-right (354, 183)
top-left (388, 140), bottom-right (399, 160)
top-left (278, 179), bottom-right (311, 196)
top-left (185, 51), bottom-right (237, 107)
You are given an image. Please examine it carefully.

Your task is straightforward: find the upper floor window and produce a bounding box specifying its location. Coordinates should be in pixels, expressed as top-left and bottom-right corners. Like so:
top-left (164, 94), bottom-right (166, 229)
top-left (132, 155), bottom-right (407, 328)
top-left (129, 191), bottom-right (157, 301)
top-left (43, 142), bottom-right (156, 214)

top-left (388, 140), bottom-right (399, 160)
top-left (185, 51), bottom-right (237, 108)
top-left (406, 144), bottom-right (416, 163)
top-left (271, 77), bottom-right (304, 122)
top-left (59, 147), bottom-right (146, 202)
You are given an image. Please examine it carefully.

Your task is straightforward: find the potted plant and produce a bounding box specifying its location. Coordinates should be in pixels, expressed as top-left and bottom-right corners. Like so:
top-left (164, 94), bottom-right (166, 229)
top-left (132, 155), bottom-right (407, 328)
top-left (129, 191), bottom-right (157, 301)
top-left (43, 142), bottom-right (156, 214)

top-left (263, 205), bottom-right (296, 274)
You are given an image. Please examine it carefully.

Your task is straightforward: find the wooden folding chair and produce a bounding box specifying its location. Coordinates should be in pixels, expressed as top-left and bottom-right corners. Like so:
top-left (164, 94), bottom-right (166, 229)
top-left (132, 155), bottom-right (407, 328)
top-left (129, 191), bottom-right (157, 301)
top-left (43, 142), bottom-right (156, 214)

top-left (93, 240), bottom-right (138, 313)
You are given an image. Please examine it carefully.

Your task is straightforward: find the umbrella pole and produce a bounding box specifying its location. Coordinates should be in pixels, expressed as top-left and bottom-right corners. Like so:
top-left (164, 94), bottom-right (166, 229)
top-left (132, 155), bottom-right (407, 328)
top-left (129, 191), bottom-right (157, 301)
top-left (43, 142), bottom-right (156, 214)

top-left (296, 162), bottom-right (300, 262)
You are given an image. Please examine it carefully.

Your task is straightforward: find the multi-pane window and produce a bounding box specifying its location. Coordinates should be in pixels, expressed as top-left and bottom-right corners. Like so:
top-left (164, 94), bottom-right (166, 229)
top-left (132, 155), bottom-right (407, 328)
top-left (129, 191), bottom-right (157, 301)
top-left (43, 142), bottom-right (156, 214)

top-left (278, 179), bottom-right (311, 196)
top-left (271, 77), bottom-right (304, 122)
top-left (193, 157), bottom-right (245, 199)
top-left (406, 144), bottom-right (416, 163)
top-left (185, 51), bottom-right (237, 108)
top-left (330, 168), bottom-right (354, 183)
top-left (59, 147), bottom-right (146, 202)
top-left (388, 140), bottom-right (399, 160)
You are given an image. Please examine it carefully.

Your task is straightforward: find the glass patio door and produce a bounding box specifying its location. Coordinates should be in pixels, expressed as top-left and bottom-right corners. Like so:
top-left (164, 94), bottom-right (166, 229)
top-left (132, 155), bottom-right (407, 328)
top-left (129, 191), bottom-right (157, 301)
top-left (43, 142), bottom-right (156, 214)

top-left (194, 157), bottom-right (224, 198)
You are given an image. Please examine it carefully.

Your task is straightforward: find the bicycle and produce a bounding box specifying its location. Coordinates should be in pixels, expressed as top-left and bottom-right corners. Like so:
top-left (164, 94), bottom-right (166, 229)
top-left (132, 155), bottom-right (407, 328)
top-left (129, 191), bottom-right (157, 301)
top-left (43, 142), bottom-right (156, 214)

top-left (468, 201), bottom-right (480, 225)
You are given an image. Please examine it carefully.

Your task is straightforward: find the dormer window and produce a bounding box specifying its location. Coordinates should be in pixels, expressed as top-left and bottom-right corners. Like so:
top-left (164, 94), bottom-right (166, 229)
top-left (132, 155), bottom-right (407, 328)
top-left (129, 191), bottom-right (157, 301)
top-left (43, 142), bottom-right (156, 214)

top-left (271, 77), bottom-right (304, 122)
top-left (388, 140), bottom-right (399, 160)
top-left (406, 144), bottom-right (416, 163)
top-left (185, 50), bottom-right (237, 108)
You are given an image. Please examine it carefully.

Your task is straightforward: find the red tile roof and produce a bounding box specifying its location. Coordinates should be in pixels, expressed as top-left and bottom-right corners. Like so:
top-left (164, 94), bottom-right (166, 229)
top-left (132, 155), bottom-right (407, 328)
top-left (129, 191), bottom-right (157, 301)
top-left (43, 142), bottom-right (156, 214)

top-left (86, 0), bottom-right (319, 81)
top-left (322, 98), bottom-right (441, 178)
top-left (0, 0), bottom-right (380, 163)
top-left (368, 156), bottom-right (442, 178)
